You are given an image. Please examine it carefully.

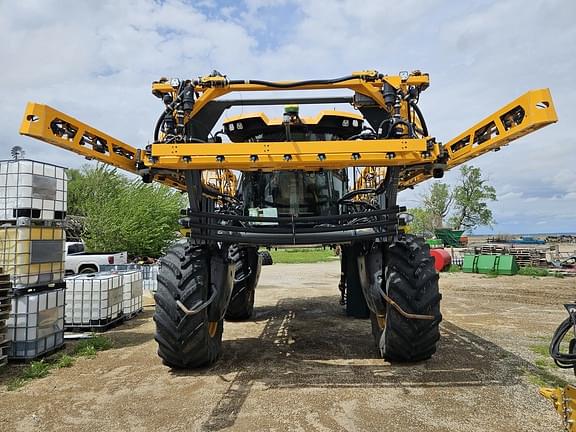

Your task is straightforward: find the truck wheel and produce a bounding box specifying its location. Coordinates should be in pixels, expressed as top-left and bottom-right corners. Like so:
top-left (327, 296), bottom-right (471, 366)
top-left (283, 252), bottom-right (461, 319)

top-left (226, 248), bottom-right (261, 321)
top-left (371, 235), bottom-right (442, 362)
top-left (343, 244), bottom-right (370, 319)
top-left (259, 250), bottom-right (273, 266)
top-left (78, 265), bottom-right (98, 274)
top-left (154, 241), bottom-right (223, 368)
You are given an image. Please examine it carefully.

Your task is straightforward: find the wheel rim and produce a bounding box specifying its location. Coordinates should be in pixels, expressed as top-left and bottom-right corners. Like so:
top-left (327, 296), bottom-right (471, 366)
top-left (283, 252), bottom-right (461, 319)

top-left (207, 321), bottom-right (218, 338)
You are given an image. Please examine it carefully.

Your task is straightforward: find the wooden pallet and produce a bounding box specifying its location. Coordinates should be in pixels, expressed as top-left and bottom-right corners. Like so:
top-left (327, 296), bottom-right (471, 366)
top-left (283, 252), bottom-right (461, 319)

top-left (474, 244), bottom-right (548, 267)
top-left (12, 280), bottom-right (65, 296)
top-left (65, 313), bottom-right (126, 333)
top-left (548, 269), bottom-right (576, 278)
top-left (0, 339), bottom-right (9, 368)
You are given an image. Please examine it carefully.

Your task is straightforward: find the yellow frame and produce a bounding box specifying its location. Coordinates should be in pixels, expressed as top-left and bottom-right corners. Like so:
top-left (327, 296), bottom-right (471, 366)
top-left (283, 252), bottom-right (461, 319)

top-left (148, 138), bottom-right (435, 170)
top-left (19, 71), bottom-right (556, 191)
top-left (399, 88), bottom-right (556, 189)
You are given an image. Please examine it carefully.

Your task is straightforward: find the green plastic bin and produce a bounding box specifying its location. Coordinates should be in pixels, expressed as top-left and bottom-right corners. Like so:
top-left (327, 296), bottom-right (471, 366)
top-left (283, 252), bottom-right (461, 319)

top-left (462, 254), bottom-right (519, 275)
top-left (462, 255), bottom-right (476, 273)
top-left (493, 255), bottom-right (519, 275)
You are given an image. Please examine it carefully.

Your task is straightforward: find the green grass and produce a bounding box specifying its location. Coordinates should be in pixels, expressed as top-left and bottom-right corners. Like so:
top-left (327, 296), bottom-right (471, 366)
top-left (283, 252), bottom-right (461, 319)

top-left (6, 335), bottom-right (112, 391)
top-left (525, 342), bottom-right (570, 388)
top-left (6, 377), bottom-right (28, 391)
top-left (446, 264), bottom-right (462, 273)
top-left (483, 270), bottom-right (499, 278)
top-left (73, 335), bottom-right (113, 358)
top-left (518, 266), bottom-right (550, 277)
top-left (269, 248), bottom-right (337, 264)
top-left (56, 354), bottom-right (75, 368)
top-left (530, 343), bottom-right (549, 357)
top-left (6, 360), bottom-right (52, 390)
top-left (526, 371), bottom-right (568, 388)
top-left (21, 360), bottom-right (51, 380)
top-left (534, 358), bottom-right (550, 369)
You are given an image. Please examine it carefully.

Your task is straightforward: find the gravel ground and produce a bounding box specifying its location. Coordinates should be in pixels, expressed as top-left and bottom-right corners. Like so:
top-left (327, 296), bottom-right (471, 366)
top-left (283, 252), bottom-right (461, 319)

top-left (0, 262), bottom-right (574, 431)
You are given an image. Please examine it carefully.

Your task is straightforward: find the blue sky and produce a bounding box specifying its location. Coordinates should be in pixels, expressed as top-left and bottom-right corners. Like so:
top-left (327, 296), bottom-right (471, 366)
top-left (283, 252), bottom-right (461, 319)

top-left (0, 0), bottom-right (574, 234)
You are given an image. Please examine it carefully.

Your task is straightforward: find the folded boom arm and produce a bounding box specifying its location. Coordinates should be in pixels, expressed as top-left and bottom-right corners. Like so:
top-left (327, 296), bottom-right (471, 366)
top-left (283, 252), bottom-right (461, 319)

top-left (18, 71), bottom-right (556, 192)
top-left (398, 88), bottom-right (557, 189)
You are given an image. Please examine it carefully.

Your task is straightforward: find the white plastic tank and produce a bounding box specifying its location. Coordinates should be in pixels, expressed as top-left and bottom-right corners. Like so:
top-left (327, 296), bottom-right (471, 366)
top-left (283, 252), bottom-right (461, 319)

top-left (65, 273), bottom-right (123, 326)
top-left (120, 269), bottom-right (143, 317)
top-left (0, 222), bottom-right (65, 288)
top-left (0, 159), bottom-right (67, 221)
top-left (7, 288), bottom-right (65, 359)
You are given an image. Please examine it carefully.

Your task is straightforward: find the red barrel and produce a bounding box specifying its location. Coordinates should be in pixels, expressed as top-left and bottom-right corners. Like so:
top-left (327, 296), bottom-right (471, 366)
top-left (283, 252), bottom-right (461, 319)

top-left (429, 248), bottom-right (452, 272)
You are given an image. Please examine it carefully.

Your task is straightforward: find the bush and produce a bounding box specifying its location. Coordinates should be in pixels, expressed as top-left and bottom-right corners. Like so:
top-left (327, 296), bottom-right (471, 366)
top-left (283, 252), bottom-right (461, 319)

top-left (518, 267), bottom-right (549, 277)
top-left (68, 165), bottom-right (185, 258)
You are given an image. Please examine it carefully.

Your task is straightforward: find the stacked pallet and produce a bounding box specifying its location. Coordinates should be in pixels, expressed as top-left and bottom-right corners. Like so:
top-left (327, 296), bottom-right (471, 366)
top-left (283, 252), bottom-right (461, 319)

top-left (0, 159), bottom-right (67, 360)
top-left (0, 269), bottom-right (12, 367)
top-left (474, 244), bottom-right (548, 267)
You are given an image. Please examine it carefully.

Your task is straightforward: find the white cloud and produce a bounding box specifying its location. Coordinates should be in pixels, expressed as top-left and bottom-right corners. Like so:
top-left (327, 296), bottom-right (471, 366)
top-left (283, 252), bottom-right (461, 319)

top-left (0, 0), bottom-right (574, 233)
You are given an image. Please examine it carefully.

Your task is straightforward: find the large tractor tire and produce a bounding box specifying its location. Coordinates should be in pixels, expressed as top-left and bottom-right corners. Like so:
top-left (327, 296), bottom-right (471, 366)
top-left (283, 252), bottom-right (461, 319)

top-left (371, 235), bottom-right (442, 362)
top-left (343, 244), bottom-right (370, 319)
top-left (225, 248), bottom-right (261, 321)
top-left (154, 241), bottom-right (223, 368)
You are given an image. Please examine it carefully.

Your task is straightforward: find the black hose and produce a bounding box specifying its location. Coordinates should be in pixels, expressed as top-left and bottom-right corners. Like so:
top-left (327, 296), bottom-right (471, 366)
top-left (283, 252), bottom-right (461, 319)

top-left (154, 81), bottom-right (184, 142)
top-left (228, 75), bottom-right (356, 89)
top-left (338, 188), bottom-right (375, 203)
top-left (201, 184), bottom-right (238, 204)
top-left (549, 316), bottom-right (576, 370)
top-left (377, 118), bottom-right (393, 138)
top-left (347, 131), bottom-right (377, 141)
top-left (377, 118), bottom-right (415, 139)
top-left (153, 112), bottom-right (164, 142)
top-left (340, 199), bottom-right (377, 211)
top-left (410, 101), bottom-right (429, 137)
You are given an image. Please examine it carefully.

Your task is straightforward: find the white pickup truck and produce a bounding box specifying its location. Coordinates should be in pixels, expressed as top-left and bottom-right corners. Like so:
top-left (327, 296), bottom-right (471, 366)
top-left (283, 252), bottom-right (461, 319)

top-left (65, 242), bottom-right (128, 275)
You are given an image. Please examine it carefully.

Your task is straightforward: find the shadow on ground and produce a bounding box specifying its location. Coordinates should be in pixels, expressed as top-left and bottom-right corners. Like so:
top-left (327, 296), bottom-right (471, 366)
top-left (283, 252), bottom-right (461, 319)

top-left (169, 295), bottom-right (565, 432)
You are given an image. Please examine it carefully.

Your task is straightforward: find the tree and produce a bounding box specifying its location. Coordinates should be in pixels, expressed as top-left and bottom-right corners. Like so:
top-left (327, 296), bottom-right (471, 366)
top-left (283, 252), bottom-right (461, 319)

top-left (67, 165), bottom-right (125, 217)
top-left (448, 165), bottom-right (497, 231)
top-left (67, 165), bottom-right (185, 258)
top-left (408, 165), bottom-right (496, 235)
top-left (422, 183), bottom-right (453, 229)
top-left (409, 182), bottom-right (452, 236)
top-left (408, 207), bottom-right (434, 237)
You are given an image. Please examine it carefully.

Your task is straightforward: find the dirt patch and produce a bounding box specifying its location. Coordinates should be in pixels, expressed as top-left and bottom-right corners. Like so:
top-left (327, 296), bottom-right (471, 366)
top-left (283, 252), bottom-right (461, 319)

top-left (0, 263), bottom-right (573, 431)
